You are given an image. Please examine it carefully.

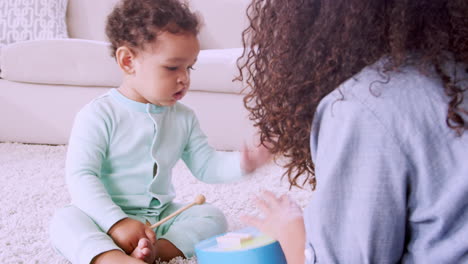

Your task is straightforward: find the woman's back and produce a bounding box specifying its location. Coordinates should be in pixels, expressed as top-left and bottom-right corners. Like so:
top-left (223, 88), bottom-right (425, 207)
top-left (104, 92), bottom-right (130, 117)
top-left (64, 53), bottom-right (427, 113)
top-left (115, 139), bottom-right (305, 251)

top-left (306, 62), bottom-right (468, 263)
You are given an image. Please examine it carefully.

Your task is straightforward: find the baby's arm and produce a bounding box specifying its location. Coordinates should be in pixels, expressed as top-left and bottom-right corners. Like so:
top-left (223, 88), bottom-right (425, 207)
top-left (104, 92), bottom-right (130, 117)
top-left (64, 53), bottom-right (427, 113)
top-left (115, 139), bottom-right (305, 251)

top-left (181, 111), bottom-right (272, 183)
top-left (67, 105), bottom-right (156, 257)
top-left (181, 112), bottom-right (243, 183)
top-left (66, 105), bottom-right (127, 232)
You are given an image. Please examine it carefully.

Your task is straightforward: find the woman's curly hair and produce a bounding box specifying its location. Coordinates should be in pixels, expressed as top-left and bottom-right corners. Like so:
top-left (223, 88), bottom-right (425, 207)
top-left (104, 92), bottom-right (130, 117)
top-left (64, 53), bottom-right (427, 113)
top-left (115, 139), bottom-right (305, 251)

top-left (106, 0), bottom-right (199, 57)
top-left (237, 0), bottom-right (468, 190)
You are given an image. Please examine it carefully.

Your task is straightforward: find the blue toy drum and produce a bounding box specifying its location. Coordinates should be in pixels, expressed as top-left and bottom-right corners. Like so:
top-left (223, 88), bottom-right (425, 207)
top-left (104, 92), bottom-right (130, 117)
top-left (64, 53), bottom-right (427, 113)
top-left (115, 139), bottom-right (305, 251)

top-left (195, 227), bottom-right (287, 264)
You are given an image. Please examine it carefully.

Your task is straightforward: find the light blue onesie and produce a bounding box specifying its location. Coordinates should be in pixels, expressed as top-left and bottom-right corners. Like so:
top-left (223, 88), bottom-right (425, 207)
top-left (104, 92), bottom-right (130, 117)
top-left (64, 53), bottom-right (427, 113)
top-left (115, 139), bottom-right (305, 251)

top-left (50, 89), bottom-right (243, 264)
top-left (304, 62), bottom-right (468, 263)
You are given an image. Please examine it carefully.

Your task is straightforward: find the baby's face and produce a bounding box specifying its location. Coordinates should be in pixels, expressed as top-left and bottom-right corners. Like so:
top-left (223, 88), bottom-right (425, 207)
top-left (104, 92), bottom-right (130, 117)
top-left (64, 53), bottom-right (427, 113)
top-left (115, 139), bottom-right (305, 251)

top-left (132, 31), bottom-right (200, 106)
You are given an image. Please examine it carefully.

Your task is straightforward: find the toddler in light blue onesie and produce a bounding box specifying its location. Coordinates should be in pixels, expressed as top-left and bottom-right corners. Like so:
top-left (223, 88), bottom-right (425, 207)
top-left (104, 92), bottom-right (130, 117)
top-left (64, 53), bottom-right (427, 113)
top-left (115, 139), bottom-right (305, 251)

top-left (49, 0), bottom-right (270, 263)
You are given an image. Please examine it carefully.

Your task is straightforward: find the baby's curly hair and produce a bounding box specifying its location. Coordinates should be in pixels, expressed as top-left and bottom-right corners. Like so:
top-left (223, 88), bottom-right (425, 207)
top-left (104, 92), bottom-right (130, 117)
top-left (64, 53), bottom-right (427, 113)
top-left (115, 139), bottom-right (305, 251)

top-left (238, 0), bottom-right (468, 190)
top-left (106, 0), bottom-right (199, 57)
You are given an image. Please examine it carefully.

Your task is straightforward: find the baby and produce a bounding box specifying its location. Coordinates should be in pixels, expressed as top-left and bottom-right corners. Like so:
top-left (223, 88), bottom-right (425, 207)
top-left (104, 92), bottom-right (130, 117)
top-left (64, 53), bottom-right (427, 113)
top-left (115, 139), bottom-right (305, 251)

top-left (49, 0), bottom-right (270, 263)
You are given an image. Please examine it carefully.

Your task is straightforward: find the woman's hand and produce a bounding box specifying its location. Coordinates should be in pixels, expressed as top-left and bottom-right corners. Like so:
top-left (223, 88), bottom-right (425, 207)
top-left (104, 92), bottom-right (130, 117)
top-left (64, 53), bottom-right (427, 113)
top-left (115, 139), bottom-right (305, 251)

top-left (107, 217), bottom-right (156, 254)
top-left (241, 190), bottom-right (306, 264)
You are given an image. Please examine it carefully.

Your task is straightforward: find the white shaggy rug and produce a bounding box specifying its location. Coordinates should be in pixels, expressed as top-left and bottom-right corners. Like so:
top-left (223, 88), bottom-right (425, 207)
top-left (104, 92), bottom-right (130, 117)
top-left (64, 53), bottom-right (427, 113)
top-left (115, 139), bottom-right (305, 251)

top-left (0, 143), bottom-right (312, 264)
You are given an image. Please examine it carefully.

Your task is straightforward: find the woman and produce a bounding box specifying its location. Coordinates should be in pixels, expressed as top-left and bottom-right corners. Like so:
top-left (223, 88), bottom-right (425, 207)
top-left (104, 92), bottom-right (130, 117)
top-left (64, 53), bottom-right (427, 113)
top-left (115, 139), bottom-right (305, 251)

top-left (238, 1), bottom-right (468, 263)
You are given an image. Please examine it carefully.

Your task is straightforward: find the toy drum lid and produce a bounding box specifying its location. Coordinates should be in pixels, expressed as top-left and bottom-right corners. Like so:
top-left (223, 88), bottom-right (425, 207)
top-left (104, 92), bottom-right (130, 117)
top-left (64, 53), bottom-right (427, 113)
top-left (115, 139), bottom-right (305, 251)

top-left (195, 227), bottom-right (287, 264)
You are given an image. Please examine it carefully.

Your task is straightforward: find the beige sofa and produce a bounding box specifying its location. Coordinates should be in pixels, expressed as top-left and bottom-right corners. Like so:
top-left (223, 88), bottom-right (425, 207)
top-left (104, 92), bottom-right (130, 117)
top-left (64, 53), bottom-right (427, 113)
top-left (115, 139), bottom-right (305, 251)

top-left (0, 0), bottom-right (255, 151)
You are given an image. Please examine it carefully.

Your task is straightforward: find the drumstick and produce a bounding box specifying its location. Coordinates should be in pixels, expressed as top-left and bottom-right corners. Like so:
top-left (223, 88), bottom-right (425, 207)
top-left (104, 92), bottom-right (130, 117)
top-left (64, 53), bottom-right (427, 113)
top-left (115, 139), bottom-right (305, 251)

top-left (149, 194), bottom-right (206, 229)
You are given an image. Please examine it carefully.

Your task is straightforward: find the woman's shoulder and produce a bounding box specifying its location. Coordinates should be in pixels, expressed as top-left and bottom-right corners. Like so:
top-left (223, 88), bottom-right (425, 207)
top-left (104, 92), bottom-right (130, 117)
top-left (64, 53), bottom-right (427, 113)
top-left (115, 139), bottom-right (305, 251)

top-left (315, 60), bottom-right (468, 168)
top-left (320, 62), bottom-right (449, 135)
top-left (314, 61), bottom-right (463, 156)
top-left (340, 62), bottom-right (446, 115)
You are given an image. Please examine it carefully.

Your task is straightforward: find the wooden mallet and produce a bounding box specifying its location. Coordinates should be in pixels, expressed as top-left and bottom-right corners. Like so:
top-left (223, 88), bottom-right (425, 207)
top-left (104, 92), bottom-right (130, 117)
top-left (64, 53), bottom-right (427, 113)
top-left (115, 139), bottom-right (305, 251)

top-left (149, 194), bottom-right (206, 229)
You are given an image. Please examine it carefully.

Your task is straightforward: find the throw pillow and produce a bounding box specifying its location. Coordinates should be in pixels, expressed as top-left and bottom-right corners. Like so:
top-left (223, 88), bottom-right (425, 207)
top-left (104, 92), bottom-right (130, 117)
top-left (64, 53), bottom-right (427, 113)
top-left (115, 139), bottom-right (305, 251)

top-left (0, 0), bottom-right (69, 45)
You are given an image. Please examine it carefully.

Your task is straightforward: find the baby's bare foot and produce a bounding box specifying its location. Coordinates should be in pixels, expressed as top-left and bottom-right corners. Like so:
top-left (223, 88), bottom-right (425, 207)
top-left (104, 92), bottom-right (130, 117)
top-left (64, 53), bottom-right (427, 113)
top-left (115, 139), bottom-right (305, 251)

top-left (130, 238), bottom-right (156, 263)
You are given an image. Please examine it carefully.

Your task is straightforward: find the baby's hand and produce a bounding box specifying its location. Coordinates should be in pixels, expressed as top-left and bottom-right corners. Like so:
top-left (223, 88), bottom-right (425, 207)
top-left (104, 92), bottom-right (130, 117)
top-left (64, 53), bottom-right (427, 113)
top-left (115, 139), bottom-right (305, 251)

top-left (107, 217), bottom-right (156, 254)
top-left (240, 143), bottom-right (272, 174)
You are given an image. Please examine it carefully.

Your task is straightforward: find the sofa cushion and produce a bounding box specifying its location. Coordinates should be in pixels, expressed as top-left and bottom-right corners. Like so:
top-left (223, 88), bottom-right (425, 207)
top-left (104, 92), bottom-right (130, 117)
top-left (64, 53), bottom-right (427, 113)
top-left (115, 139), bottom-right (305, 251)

top-left (66, 0), bottom-right (249, 50)
top-left (190, 0), bottom-right (250, 49)
top-left (66, 0), bottom-right (118, 42)
top-left (191, 48), bottom-right (245, 94)
top-left (0, 39), bottom-right (246, 94)
top-left (0, 0), bottom-right (69, 45)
